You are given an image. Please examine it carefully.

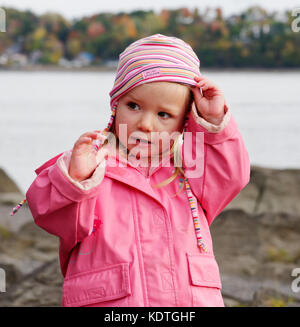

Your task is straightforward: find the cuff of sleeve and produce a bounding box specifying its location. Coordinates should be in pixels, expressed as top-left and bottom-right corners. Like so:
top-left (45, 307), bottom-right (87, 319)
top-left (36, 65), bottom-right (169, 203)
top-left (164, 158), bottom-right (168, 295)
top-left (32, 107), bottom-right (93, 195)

top-left (48, 151), bottom-right (105, 202)
top-left (187, 105), bottom-right (239, 145)
top-left (191, 103), bottom-right (231, 133)
top-left (56, 150), bottom-right (106, 191)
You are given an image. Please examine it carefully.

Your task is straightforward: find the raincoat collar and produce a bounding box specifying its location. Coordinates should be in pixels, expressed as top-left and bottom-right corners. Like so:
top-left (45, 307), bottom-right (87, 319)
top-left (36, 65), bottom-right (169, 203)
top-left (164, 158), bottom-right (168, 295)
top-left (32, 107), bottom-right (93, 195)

top-left (104, 144), bottom-right (175, 204)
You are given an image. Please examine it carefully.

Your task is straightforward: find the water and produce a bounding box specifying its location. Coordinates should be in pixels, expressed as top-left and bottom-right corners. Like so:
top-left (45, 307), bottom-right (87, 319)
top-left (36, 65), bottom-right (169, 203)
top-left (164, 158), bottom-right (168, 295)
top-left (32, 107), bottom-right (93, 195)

top-left (0, 70), bottom-right (299, 193)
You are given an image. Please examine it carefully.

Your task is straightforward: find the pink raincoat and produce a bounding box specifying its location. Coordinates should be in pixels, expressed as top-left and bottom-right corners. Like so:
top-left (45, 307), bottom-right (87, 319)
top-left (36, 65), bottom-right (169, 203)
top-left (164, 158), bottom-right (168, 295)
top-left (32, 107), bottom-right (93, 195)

top-left (26, 106), bottom-right (250, 307)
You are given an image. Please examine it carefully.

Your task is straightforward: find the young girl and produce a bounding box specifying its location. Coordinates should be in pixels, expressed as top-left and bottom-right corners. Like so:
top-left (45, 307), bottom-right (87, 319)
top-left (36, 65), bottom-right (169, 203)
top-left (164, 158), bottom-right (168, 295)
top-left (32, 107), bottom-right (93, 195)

top-left (25, 34), bottom-right (250, 307)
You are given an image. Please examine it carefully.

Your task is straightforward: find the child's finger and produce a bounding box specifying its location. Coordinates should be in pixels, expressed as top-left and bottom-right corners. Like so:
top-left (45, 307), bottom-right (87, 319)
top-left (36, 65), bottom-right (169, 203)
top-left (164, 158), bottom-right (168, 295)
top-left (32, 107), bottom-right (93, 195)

top-left (196, 79), bottom-right (217, 92)
top-left (196, 81), bottom-right (207, 89)
top-left (200, 84), bottom-right (210, 91)
top-left (76, 136), bottom-right (93, 146)
top-left (194, 75), bottom-right (204, 83)
top-left (79, 131), bottom-right (99, 140)
top-left (195, 76), bottom-right (211, 86)
top-left (192, 85), bottom-right (204, 102)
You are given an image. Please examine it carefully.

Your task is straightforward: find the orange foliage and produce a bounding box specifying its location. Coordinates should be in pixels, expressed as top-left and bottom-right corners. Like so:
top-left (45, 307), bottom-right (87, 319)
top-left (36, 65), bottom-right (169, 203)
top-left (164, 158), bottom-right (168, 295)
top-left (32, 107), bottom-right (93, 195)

top-left (160, 9), bottom-right (170, 26)
top-left (180, 8), bottom-right (192, 18)
top-left (87, 21), bottom-right (106, 38)
top-left (68, 30), bottom-right (81, 39)
top-left (118, 15), bottom-right (137, 38)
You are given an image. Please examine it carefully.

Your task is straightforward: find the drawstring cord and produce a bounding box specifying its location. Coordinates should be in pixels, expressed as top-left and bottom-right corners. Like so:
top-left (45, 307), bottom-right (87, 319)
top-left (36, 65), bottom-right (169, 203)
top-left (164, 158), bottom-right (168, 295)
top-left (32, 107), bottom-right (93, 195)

top-left (184, 178), bottom-right (207, 252)
top-left (182, 115), bottom-right (207, 252)
top-left (10, 199), bottom-right (27, 216)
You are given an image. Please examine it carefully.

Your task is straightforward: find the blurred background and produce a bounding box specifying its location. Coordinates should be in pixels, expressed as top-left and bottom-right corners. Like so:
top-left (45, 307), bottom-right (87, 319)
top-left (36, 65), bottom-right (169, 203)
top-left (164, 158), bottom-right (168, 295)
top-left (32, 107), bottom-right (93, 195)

top-left (0, 0), bottom-right (300, 307)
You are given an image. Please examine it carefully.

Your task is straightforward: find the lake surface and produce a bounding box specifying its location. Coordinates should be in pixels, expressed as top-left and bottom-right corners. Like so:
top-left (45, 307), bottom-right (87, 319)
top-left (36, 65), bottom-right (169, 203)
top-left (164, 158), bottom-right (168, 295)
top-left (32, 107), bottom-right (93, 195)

top-left (0, 70), bottom-right (299, 193)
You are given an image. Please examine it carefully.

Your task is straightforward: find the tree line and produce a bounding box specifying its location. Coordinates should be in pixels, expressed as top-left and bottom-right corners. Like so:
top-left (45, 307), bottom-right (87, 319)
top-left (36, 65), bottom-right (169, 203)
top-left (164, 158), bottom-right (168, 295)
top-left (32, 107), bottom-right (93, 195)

top-left (0, 5), bottom-right (299, 67)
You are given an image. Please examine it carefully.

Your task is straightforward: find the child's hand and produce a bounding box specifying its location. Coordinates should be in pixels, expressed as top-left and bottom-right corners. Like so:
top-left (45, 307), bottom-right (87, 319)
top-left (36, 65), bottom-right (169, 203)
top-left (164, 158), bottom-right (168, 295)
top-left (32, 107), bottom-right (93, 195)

top-left (192, 75), bottom-right (226, 125)
top-left (69, 130), bottom-right (109, 182)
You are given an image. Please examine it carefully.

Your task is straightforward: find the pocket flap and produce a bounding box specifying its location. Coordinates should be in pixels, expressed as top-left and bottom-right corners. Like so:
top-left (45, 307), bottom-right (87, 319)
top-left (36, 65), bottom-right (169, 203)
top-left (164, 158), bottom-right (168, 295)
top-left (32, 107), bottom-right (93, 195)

top-left (63, 263), bottom-right (131, 307)
top-left (187, 253), bottom-right (222, 289)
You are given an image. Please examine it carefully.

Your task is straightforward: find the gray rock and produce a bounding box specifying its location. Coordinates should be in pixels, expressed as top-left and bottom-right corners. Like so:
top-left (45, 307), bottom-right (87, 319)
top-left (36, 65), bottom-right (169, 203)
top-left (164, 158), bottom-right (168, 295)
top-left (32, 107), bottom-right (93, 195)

top-left (252, 287), bottom-right (300, 307)
top-left (0, 168), bottom-right (23, 195)
top-left (0, 259), bottom-right (63, 307)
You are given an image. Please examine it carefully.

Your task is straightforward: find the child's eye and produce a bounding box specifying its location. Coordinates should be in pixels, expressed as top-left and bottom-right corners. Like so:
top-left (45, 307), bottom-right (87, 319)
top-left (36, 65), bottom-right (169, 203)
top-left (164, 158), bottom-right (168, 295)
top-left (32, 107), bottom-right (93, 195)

top-left (127, 102), bottom-right (140, 110)
top-left (158, 112), bottom-right (171, 119)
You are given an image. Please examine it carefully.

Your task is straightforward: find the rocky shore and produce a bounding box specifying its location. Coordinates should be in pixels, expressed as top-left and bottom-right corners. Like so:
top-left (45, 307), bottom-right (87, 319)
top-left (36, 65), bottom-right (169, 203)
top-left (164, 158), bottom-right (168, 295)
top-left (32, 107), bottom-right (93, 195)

top-left (0, 165), bottom-right (300, 307)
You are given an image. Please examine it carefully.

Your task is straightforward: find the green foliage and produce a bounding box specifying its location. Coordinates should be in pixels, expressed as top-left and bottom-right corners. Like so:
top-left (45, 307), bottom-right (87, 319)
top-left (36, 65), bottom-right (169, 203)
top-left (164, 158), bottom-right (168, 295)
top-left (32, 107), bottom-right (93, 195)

top-left (0, 225), bottom-right (12, 240)
top-left (1, 6), bottom-right (300, 67)
top-left (266, 246), bottom-right (295, 263)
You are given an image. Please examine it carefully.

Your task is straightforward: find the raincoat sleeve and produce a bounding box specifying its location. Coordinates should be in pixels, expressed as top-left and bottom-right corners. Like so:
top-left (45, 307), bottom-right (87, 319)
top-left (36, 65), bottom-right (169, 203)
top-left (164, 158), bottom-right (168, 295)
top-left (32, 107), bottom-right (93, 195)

top-left (183, 103), bottom-right (250, 226)
top-left (26, 149), bottom-right (106, 267)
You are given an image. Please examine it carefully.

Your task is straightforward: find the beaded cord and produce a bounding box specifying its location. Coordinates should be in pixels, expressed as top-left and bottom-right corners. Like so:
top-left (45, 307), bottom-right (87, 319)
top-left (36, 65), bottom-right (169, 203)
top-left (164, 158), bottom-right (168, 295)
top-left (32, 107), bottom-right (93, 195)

top-left (183, 178), bottom-right (207, 252)
top-left (10, 199), bottom-right (27, 216)
top-left (182, 116), bottom-right (207, 252)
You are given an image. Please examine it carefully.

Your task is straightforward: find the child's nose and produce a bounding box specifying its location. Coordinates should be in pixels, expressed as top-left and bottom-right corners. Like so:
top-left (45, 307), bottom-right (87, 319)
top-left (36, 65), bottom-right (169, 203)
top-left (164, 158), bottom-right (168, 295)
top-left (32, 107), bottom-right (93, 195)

top-left (137, 113), bottom-right (154, 132)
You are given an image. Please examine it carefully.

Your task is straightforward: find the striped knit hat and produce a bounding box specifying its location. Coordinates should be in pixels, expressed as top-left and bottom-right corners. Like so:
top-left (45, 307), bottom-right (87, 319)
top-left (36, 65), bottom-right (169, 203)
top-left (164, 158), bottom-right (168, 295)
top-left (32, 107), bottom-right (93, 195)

top-left (104, 34), bottom-right (201, 132)
top-left (109, 34), bottom-right (200, 108)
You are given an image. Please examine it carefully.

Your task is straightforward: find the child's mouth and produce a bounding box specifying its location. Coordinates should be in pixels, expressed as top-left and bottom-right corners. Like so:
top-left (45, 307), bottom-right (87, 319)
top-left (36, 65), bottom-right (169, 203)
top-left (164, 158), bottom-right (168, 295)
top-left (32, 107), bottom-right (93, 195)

top-left (136, 138), bottom-right (150, 144)
top-left (133, 137), bottom-right (151, 145)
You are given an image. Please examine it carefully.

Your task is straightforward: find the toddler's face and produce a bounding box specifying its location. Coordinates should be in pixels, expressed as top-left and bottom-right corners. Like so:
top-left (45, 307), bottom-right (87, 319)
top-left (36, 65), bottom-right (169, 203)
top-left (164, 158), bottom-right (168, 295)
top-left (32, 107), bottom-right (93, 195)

top-left (115, 82), bottom-right (191, 160)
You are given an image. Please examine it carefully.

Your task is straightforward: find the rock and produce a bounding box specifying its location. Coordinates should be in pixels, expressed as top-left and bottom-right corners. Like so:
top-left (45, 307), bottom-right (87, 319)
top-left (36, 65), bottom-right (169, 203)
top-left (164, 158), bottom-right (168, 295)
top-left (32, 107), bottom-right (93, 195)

top-left (0, 204), bottom-right (33, 233)
top-left (255, 168), bottom-right (300, 216)
top-left (252, 287), bottom-right (300, 307)
top-left (223, 296), bottom-right (243, 307)
top-left (226, 165), bottom-right (300, 216)
top-left (221, 274), bottom-right (300, 307)
top-left (0, 167), bottom-right (24, 206)
top-left (0, 219), bottom-right (59, 292)
top-left (0, 263), bottom-right (22, 290)
top-left (0, 193), bottom-right (25, 206)
top-left (226, 182), bottom-right (258, 214)
top-left (210, 165), bottom-right (300, 307)
top-left (0, 168), bottom-right (23, 195)
top-left (0, 259), bottom-right (63, 307)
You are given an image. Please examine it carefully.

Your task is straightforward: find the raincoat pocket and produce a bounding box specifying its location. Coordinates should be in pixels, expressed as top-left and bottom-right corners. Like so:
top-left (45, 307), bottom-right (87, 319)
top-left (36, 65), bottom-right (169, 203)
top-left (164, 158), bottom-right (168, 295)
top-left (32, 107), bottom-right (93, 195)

top-left (62, 262), bottom-right (131, 307)
top-left (186, 253), bottom-right (224, 307)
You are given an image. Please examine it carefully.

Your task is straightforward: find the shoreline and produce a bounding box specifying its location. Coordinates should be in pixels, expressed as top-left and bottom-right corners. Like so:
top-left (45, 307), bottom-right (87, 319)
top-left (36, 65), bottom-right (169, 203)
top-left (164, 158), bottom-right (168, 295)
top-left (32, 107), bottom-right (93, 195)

top-left (1, 164), bottom-right (300, 197)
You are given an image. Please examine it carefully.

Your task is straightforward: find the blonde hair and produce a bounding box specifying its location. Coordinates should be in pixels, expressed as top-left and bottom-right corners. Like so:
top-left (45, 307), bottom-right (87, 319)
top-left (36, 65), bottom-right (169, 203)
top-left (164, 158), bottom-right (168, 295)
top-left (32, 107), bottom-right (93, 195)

top-left (151, 134), bottom-right (185, 197)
